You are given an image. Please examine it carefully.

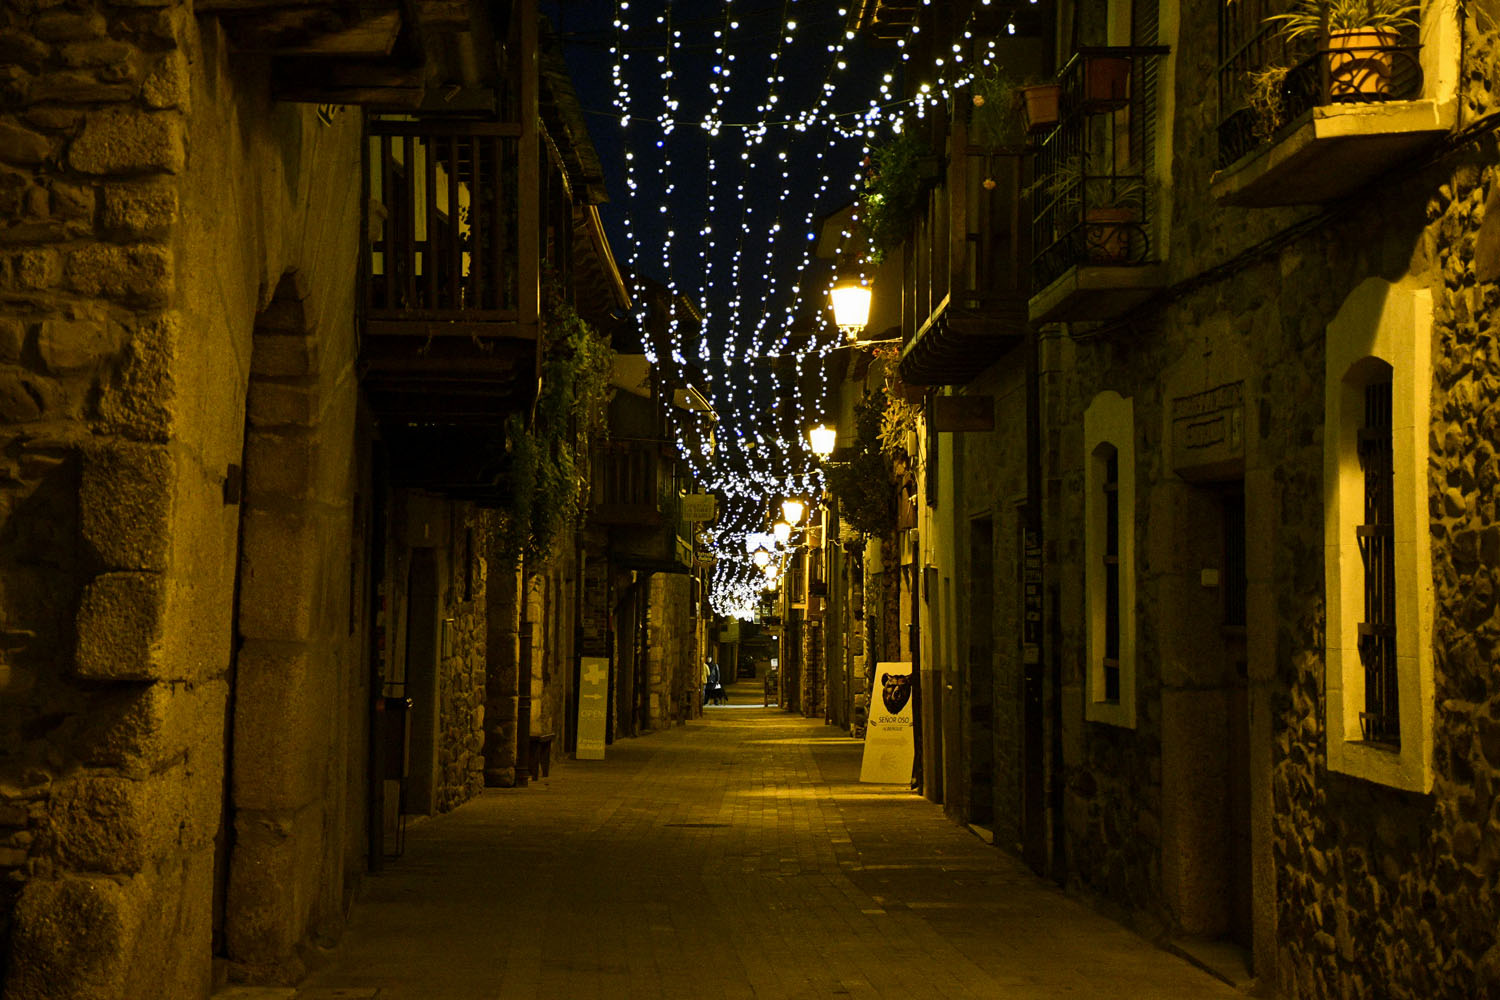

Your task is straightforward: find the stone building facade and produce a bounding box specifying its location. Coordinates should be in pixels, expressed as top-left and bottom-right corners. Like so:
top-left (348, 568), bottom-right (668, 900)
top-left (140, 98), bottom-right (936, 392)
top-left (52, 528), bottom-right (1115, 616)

top-left (833, 0), bottom-right (1500, 995)
top-left (0, 0), bottom-right (643, 995)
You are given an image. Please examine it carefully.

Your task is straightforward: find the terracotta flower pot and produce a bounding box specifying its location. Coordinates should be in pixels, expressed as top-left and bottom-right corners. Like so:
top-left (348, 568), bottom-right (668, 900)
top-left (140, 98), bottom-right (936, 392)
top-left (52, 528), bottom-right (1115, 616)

top-left (1021, 83), bottom-right (1061, 133)
top-left (1083, 56), bottom-right (1132, 110)
top-left (1084, 206), bottom-right (1138, 263)
top-left (1326, 29), bottom-right (1398, 99)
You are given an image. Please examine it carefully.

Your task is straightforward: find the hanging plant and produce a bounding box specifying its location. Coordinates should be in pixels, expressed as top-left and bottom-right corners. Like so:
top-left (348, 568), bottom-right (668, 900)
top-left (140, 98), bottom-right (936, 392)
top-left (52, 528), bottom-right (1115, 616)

top-left (491, 284), bottom-right (615, 565)
top-left (860, 129), bottom-right (928, 264)
top-left (824, 386), bottom-right (897, 537)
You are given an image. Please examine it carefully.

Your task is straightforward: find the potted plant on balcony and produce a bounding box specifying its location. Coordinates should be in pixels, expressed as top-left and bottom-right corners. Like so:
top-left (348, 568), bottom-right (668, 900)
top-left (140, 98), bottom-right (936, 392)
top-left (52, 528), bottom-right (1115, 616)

top-left (1019, 78), bottom-right (1062, 133)
top-left (859, 129), bottom-right (931, 263)
top-left (1265, 0), bottom-right (1420, 98)
top-left (1028, 156), bottom-right (1146, 263)
top-left (969, 68), bottom-right (1026, 151)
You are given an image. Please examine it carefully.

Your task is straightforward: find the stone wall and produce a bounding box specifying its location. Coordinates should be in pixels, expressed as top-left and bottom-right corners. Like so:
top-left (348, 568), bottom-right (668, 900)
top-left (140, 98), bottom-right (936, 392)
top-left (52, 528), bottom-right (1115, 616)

top-left (1038, 4), bottom-right (1500, 994)
top-left (0, 2), bottom-right (368, 995)
top-left (435, 509), bottom-right (486, 812)
top-left (645, 571), bottom-right (691, 729)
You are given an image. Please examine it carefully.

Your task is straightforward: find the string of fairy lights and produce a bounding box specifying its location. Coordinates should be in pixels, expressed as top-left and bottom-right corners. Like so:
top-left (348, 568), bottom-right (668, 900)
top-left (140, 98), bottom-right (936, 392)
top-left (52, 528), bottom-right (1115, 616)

top-left (594, 0), bottom-right (1026, 618)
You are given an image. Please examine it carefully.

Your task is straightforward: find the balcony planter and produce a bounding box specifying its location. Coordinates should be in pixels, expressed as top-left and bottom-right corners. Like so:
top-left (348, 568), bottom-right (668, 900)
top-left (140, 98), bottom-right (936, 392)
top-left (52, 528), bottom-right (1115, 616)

top-left (1083, 206), bottom-right (1138, 263)
top-left (1021, 83), bottom-right (1061, 132)
top-left (1327, 29), bottom-right (1399, 97)
top-left (1083, 56), bottom-right (1132, 111)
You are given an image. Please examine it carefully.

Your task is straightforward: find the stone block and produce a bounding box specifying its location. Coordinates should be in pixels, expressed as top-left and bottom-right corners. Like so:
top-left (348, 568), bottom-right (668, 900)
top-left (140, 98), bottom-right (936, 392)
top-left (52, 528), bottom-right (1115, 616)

top-left (141, 50), bottom-right (188, 111)
top-left (77, 680), bottom-right (226, 773)
top-left (101, 182), bottom-right (176, 238)
top-left (65, 243), bottom-right (172, 306)
top-left (98, 310), bottom-right (176, 442)
top-left (59, 39), bottom-right (136, 69)
top-left (231, 644), bottom-right (325, 811)
top-left (247, 380), bottom-right (317, 427)
top-left (49, 181), bottom-right (94, 222)
top-left (250, 333), bottom-right (318, 378)
top-left (50, 766), bottom-right (218, 874)
top-left (224, 803), bottom-right (322, 977)
top-left (0, 367), bottom-right (47, 422)
top-left (245, 428), bottom-right (318, 501)
top-left (0, 31), bottom-right (49, 73)
top-left (30, 72), bottom-right (136, 105)
top-left (69, 109), bottom-right (184, 176)
top-left (0, 123), bottom-right (53, 166)
top-left (38, 315), bottom-right (114, 372)
top-left (24, 107), bottom-right (83, 132)
top-left (73, 571), bottom-right (166, 680)
top-left (3, 877), bottom-right (144, 1000)
top-left (79, 440), bottom-right (171, 570)
top-left (237, 508), bottom-right (319, 643)
top-left (32, 11), bottom-right (108, 42)
top-left (7, 248), bottom-right (60, 290)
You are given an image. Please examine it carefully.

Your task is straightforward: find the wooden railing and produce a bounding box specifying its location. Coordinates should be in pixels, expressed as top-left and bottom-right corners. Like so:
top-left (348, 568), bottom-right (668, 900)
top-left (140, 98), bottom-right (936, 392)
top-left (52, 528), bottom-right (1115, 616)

top-left (364, 117), bottom-right (526, 333)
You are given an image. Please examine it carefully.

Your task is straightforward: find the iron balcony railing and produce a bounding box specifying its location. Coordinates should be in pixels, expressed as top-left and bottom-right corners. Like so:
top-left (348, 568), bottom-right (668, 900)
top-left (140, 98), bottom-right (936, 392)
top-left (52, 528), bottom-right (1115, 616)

top-left (1216, 0), bottom-right (1423, 169)
top-left (1030, 46), bottom-right (1168, 292)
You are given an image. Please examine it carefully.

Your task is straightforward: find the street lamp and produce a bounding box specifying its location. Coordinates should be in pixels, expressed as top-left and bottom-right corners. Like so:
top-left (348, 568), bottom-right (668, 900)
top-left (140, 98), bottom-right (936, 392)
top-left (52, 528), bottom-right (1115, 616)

top-left (808, 423), bottom-right (836, 458)
top-left (752, 547), bottom-right (772, 568)
top-left (762, 562), bottom-right (781, 580)
top-left (830, 277), bottom-right (872, 340)
top-left (781, 498), bottom-right (806, 525)
top-left (772, 520), bottom-right (792, 546)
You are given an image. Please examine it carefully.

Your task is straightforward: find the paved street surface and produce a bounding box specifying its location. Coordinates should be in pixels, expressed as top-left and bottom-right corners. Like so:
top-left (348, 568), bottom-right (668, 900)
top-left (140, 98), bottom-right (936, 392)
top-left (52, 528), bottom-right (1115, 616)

top-left (222, 685), bottom-right (1239, 999)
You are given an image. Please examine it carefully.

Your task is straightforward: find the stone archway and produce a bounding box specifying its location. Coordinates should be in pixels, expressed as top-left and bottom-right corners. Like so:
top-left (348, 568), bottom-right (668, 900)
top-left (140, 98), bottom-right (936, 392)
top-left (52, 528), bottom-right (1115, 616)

top-left (219, 270), bottom-right (363, 983)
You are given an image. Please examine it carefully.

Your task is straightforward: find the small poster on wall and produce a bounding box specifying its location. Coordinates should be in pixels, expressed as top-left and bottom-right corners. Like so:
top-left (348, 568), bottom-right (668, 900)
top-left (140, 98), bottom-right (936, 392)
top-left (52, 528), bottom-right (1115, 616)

top-left (576, 656), bottom-right (609, 760)
top-left (859, 661), bottom-right (914, 784)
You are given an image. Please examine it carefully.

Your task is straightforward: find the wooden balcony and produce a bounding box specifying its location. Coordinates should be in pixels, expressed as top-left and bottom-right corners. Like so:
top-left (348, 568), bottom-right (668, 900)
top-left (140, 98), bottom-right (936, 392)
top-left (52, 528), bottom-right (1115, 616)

top-left (898, 144), bottom-right (1030, 386)
top-left (590, 440), bottom-right (694, 573)
top-left (359, 115), bottom-right (541, 431)
top-left (1210, 3), bottom-right (1455, 206)
top-left (1028, 46), bottom-right (1170, 325)
top-left (203, 0), bottom-right (536, 112)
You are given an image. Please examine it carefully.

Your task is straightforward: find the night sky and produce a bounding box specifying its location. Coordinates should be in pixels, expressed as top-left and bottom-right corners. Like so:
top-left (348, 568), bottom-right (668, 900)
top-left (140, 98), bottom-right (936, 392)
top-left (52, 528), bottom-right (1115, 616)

top-left (543, 0), bottom-right (904, 612)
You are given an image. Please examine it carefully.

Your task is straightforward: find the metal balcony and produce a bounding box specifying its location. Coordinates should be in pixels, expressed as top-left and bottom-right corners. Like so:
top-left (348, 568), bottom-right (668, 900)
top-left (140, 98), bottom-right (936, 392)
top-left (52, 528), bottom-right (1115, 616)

top-left (1211, 0), bottom-right (1451, 206)
top-left (1029, 46), bottom-right (1170, 324)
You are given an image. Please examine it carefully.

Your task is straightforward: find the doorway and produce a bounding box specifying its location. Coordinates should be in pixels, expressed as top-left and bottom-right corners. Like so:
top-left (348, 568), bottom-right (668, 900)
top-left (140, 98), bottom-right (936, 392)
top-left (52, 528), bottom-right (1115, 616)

top-left (967, 517), bottom-right (995, 826)
top-left (404, 549), bottom-right (440, 815)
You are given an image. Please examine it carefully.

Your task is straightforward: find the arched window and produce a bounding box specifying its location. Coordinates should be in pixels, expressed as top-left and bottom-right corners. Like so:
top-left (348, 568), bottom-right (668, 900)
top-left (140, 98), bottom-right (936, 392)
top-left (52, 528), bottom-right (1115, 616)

top-left (1324, 279), bottom-right (1432, 792)
top-left (1084, 391), bottom-right (1136, 728)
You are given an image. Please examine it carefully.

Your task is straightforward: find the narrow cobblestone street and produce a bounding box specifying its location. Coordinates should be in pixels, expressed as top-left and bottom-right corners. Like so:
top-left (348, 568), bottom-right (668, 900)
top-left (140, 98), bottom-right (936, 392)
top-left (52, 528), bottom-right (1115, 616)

top-left (220, 689), bottom-right (1238, 1000)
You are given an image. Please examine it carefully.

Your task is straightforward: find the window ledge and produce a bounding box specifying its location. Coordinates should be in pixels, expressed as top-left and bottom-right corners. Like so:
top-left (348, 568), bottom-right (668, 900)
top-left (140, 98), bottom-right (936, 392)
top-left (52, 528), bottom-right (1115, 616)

top-left (1211, 98), bottom-right (1454, 208)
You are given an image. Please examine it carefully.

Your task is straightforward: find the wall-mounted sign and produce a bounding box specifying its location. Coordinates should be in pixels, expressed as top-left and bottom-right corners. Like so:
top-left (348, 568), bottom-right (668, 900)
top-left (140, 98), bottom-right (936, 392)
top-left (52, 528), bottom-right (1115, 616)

top-left (681, 493), bottom-right (718, 521)
top-left (1171, 381), bottom-right (1245, 478)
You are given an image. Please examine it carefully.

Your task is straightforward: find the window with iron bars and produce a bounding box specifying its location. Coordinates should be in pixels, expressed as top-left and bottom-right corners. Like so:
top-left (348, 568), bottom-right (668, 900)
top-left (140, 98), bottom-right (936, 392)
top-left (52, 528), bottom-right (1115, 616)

top-left (1357, 376), bottom-right (1398, 745)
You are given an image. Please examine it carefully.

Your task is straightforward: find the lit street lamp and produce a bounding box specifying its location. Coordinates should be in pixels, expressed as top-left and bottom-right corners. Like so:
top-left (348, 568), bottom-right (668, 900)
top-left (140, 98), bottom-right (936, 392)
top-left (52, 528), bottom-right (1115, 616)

top-left (772, 520), bottom-right (792, 546)
top-left (781, 498), bottom-right (806, 525)
top-left (830, 277), bottom-right (872, 339)
top-left (808, 423), bottom-right (836, 458)
top-left (752, 547), bottom-right (772, 568)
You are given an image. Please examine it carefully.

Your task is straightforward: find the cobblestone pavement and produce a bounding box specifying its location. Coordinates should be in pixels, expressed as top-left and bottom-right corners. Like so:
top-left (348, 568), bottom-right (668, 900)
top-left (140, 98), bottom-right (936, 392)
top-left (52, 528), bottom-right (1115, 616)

top-left (261, 696), bottom-right (1240, 999)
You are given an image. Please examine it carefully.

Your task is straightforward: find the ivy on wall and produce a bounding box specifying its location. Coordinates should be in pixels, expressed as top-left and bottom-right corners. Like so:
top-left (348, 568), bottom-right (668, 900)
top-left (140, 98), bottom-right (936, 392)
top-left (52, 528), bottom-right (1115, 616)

top-left (825, 386), bottom-right (897, 536)
top-left (493, 286), bottom-right (615, 564)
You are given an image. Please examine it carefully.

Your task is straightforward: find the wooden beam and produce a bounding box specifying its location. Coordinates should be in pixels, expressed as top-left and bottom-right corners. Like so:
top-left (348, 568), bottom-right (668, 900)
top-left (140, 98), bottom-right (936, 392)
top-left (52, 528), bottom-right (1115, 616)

top-left (219, 6), bottom-right (403, 55)
top-left (271, 58), bottom-right (425, 106)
